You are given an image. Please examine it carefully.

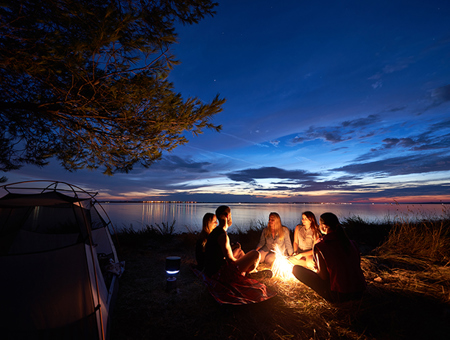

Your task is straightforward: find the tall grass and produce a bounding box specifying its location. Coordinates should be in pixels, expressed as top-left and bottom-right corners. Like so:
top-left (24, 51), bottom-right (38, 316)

top-left (342, 215), bottom-right (393, 250)
top-left (117, 220), bottom-right (176, 236)
top-left (375, 218), bottom-right (450, 264)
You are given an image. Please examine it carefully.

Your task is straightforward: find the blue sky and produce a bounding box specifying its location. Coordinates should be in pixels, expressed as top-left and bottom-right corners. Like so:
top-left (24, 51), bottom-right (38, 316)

top-left (4, 0), bottom-right (450, 203)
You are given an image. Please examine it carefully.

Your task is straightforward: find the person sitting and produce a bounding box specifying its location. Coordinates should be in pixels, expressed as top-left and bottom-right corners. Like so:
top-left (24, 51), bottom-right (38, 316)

top-left (256, 212), bottom-right (293, 267)
top-left (195, 213), bottom-right (216, 271)
top-left (196, 212), bottom-right (244, 271)
top-left (289, 211), bottom-right (321, 268)
top-left (292, 212), bottom-right (366, 303)
top-left (204, 205), bottom-right (260, 278)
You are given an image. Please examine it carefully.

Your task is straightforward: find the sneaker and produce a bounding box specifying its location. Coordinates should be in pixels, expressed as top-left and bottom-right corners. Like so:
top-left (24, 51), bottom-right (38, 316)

top-left (247, 269), bottom-right (273, 280)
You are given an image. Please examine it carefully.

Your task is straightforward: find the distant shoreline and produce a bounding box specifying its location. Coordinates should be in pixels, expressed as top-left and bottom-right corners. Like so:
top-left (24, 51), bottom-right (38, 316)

top-left (98, 200), bottom-right (449, 205)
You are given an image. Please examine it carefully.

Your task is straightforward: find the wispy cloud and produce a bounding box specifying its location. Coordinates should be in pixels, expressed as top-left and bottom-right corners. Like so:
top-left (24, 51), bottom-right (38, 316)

top-left (418, 84), bottom-right (450, 114)
top-left (152, 155), bottom-right (211, 173)
top-left (368, 58), bottom-right (414, 89)
top-left (333, 152), bottom-right (450, 177)
top-left (291, 115), bottom-right (381, 144)
top-left (227, 166), bottom-right (320, 184)
top-left (429, 84), bottom-right (450, 106)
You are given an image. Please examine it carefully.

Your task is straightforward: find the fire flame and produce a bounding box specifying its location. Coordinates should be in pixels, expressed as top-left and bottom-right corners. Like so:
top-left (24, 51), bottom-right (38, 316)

top-left (271, 245), bottom-right (296, 280)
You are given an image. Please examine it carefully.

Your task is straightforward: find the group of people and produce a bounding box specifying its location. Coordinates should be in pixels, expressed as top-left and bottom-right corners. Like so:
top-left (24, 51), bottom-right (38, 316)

top-left (195, 206), bottom-right (366, 303)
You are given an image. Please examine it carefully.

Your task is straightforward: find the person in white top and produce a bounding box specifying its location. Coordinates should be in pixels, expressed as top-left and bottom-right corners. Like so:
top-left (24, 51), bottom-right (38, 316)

top-left (256, 212), bottom-right (293, 266)
top-left (289, 211), bottom-right (321, 268)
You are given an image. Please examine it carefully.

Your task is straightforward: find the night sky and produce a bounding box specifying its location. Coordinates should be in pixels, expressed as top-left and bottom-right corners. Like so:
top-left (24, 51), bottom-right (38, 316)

top-left (4, 0), bottom-right (450, 203)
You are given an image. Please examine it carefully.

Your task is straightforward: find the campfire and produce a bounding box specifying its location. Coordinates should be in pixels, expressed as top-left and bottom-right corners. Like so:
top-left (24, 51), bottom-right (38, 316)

top-left (271, 245), bottom-right (296, 280)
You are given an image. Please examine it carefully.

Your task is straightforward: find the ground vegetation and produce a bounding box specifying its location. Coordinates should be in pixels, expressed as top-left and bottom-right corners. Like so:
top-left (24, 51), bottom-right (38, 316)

top-left (110, 215), bottom-right (450, 339)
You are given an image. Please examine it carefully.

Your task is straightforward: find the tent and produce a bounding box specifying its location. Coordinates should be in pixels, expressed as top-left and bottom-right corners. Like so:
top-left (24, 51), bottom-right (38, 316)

top-left (0, 181), bottom-right (124, 340)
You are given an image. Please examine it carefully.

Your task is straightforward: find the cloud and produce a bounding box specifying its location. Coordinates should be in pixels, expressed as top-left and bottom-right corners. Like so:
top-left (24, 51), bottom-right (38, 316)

top-left (290, 179), bottom-right (350, 192)
top-left (227, 166), bottom-right (320, 183)
top-left (152, 155), bottom-right (211, 173)
top-left (371, 80), bottom-right (382, 89)
top-left (418, 84), bottom-right (450, 114)
top-left (333, 153), bottom-right (450, 176)
top-left (430, 118), bottom-right (450, 130)
top-left (291, 115), bottom-right (381, 145)
top-left (430, 84), bottom-right (450, 105)
top-left (380, 138), bottom-right (416, 149)
top-left (387, 106), bottom-right (406, 112)
top-left (269, 140), bottom-right (280, 147)
top-left (353, 117), bottom-right (450, 162)
top-left (341, 115), bottom-right (379, 128)
top-left (340, 184), bottom-right (450, 201)
top-left (368, 58), bottom-right (414, 89)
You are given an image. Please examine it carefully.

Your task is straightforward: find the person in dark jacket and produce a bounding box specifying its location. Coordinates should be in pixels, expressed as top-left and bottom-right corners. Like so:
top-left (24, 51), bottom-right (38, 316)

top-left (204, 205), bottom-right (259, 277)
top-left (292, 212), bottom-right (366, 302)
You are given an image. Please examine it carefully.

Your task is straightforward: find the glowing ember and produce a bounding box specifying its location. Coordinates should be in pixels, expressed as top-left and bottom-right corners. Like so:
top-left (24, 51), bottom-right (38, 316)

top-left (271, 245), bottom-right (296, 280)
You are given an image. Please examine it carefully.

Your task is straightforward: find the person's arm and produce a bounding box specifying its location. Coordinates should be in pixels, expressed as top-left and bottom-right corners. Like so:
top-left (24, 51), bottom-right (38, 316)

top-left (218, 231), bottom-right (237, 264)
top-left (255, 229), bottom-right (266, 251)
top-left (284, 227), bottom-right (293, 256)
top-left (298, 249), bottom-right (313, 258)
top-left (292, 225), bottom-right (299, 254)
top-left (314, 248), bottom-right (329, 281)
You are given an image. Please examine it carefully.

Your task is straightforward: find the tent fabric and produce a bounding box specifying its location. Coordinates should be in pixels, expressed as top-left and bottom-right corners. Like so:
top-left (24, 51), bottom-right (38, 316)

top-left (1, 244), bottom-right (95, 329)
top-left (8, 230), bottom-right (80, 254)
top-left (0, 188), bottom-right (121, 340)
top-left (0, 191), bottom-right (89, 206)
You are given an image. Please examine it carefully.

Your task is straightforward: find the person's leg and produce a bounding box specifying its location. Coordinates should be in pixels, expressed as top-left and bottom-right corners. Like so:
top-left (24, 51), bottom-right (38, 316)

top-left (292, 265), bottom-right (331, 300)
top-left (236, 250), bottom-right (260, 274)
top-left (264, 252), bottom-right (276, 266)
top-left (304, 254), bottom-right (315, 269)
top-left (259, 249), bottom-right (269, 263)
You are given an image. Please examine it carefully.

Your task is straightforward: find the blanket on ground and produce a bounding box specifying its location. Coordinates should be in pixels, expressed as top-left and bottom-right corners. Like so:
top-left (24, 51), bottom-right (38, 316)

top-left (192, 265), bottom-right (276, 305)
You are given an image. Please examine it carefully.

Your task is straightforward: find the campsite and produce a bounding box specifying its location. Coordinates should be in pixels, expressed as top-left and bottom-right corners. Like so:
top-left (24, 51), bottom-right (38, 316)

top-left (1, 181), bottom-right (449, 339)
top-left (2, 2), bottom-right (450, 339)
top-left (110, 216), bottom-right (450, 340)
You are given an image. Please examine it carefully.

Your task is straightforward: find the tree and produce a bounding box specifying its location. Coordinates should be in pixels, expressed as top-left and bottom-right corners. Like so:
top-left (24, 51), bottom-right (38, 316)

top-left (0, 0), bottom-right (224, 175)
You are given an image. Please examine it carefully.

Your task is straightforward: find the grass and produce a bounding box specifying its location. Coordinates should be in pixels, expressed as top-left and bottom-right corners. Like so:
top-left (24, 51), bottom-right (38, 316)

top-left (109, 215), bottom-right (450, 340)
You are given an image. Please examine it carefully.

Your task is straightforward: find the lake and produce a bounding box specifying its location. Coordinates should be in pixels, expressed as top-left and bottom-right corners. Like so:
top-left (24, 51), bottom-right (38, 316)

top-left (100, 202), bottom-right (448, 234)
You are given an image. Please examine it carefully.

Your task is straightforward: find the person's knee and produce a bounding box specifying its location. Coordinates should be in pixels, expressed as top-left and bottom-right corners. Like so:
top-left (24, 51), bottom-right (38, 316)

top-left (292, 265), bottom-right (302, 278)
top-left (266, 253), bottom-right (275, 265)
top-left (249, 249), bottom-right (260, 262)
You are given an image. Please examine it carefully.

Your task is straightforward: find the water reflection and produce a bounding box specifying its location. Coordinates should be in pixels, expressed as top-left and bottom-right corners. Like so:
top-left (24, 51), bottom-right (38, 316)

top-left (101, 202), bottom-right (447, 234)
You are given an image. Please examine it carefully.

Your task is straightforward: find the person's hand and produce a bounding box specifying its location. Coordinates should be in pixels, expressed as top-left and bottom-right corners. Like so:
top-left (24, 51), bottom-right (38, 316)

top-left (231, 242), bottom-right (241, 250)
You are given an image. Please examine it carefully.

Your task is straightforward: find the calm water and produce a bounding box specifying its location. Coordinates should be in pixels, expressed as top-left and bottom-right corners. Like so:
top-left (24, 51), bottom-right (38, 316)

top-left (100, 202), bottom-right (448, 234)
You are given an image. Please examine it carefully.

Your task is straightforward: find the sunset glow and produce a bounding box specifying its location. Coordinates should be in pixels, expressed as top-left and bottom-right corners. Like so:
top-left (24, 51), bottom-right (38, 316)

top-left (4, 1), bottom-right (450, 204)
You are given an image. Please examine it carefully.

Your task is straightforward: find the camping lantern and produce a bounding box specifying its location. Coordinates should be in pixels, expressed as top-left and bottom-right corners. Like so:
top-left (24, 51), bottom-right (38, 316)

top-left (165, 256), bottom-right (180, 292)
top-left (165, 256), bottom-right (181, 275)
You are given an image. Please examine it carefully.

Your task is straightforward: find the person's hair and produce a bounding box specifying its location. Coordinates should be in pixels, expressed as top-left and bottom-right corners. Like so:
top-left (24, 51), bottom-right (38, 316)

top-left (199, 212), bottom-right (215, 249)
top-left (264, 212), bottom-right (285, 240)
top-left (215, 205), bottom-right (230, 224)
top-left (320, 212), bottom-right (352, 252)
top-left (302, 211), bottom-right (321, 239)
top-left (202, 213), bottom-right (215, 233)
top-left (320, 212), bottom-right (340, 231)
